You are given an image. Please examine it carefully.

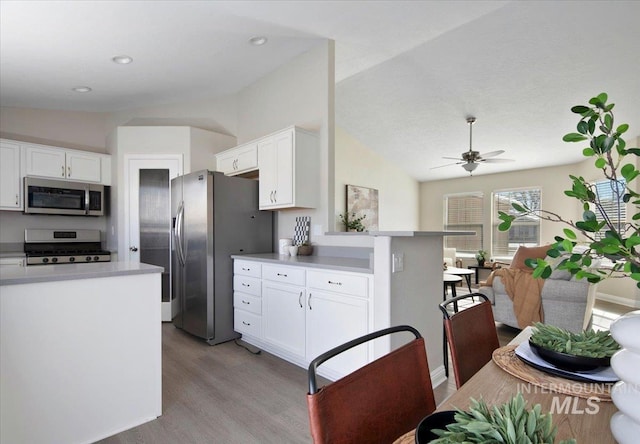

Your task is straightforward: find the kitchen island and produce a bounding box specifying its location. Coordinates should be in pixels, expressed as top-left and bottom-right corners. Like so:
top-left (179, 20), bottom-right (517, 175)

top-left (0, 262), bottom-right (163, 444)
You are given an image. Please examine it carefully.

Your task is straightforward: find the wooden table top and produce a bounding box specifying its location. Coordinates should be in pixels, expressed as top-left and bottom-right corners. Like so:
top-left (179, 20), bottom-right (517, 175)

top-left (394, 327), bottom-right (618, 443)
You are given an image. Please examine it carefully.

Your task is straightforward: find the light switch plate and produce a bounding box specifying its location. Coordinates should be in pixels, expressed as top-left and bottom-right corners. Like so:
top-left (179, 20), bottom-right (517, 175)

top-left (392, 253), bottom-right (404, 273)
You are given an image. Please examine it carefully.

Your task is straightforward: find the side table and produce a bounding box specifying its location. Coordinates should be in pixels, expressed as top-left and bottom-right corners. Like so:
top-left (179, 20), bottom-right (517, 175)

top-left (467, 264), bottom-right (496, 285)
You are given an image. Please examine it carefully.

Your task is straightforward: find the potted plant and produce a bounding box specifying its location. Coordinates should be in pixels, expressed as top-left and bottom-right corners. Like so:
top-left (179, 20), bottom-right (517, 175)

top-left (497, 93), bottom-right (639, 288)
top-left (338, 212), bottom-right (366, 232)
top-left (297, 241), bottom-right (314, 256)
top-left (475, 250), bottom-right (488, 266)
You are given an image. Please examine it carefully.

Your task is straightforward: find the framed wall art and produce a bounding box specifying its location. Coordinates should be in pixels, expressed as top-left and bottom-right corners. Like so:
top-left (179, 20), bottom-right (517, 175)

top-left (346, 184), bottom-right (379, 231)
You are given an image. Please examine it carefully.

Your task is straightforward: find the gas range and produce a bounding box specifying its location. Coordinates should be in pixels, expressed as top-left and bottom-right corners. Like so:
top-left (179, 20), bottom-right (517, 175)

top-left (24, 229), bottom-right (111, 266)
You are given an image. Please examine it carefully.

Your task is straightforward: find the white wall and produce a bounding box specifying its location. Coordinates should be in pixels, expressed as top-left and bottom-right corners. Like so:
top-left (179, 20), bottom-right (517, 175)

top-left (0, 107), bottom-right (108, 153)
top-left (420, 158), bottom-right (639, 305)
top-left (334, 126), bottom-right (419, 231)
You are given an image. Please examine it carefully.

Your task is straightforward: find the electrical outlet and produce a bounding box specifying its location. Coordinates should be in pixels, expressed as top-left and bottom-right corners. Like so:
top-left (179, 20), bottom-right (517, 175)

top-left (392, 253), bottom-right (404, 273)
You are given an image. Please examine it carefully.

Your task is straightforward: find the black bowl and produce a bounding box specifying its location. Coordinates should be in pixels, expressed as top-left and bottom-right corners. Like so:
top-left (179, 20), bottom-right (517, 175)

top-left (528, 340), bottom-right (611, 372)
top-left (415, 410), bottom-right (457, 443)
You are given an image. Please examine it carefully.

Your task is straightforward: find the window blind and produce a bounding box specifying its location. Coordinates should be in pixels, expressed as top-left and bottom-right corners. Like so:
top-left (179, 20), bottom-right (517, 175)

top-left (444, 193), bottom-right (483, 253)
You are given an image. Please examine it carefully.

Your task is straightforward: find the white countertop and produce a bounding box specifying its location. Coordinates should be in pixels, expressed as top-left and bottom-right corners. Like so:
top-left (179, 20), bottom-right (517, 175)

top-left (231, 253), bottom-right (372, 273)
top-left (0, 261), bottom-right (164, 286)
top-left (325, 230), bottom-right (474, 237)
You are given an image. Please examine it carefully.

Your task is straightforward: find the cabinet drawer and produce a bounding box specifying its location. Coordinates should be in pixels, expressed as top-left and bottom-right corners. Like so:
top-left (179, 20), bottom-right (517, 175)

top-left (234, 292), bottom-right (261, 315)
top-left (233, 275), bottom-right (261, 297)
top-left (262, 264), bottom-right (305, 286)
top-left (306, 270), bottom-right (369, 298)
top-left (234, 260), bottom-right (261, 278)
top-left (234, 310), bottom-right (262, 338)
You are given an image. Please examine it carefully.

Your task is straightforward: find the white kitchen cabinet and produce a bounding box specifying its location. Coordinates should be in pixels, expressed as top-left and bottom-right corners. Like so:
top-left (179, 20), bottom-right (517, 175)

top-left (215, 142), bottom-right (258, 176)
top-left (0, 257), bottom-right (25, 268)
top-left (257, 126), bottom-right (319, 210)
top-left (233, 260), bottom-right (263, 338)
top-left (23, 143), bottom-right (110, 184)
top-left (0, 140), bottom-right (22, 211)
top-left (232, 258), bottom-right (373, 380)
top-left (306, 270), bottom-right (370, 377)
top-left (262, 264), bottom-right (306, 359)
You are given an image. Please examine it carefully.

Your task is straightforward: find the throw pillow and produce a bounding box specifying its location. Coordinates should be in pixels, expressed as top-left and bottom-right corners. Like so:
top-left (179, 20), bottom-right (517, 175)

top-left (510, 245), bottom-right (551, 272)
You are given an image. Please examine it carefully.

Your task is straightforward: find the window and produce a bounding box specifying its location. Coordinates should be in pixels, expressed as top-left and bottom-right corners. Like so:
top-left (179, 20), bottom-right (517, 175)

top-left (593, 178), bottom-right (626, 240)
top-left (492, 188), bottom-right (541, 257)
top-left (444, 192), bottom-right (483, 253)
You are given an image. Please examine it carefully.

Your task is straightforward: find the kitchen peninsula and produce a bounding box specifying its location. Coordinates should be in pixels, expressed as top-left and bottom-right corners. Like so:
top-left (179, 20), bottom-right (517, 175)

top-left (0, 262), bottom-right (163, 444)
top-left (233, 231), bottom-right (470, 385)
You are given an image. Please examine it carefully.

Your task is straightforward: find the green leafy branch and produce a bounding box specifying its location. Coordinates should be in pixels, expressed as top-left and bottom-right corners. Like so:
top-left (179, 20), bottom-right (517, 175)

top-left (338, 212), bottom-right (366, 232)
top-left (497, 93), bottom-right (640, 288)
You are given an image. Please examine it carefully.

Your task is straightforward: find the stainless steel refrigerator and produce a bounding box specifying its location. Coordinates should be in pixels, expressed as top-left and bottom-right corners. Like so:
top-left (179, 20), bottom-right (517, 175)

top-left (171, 170), bottom-right (273, 345)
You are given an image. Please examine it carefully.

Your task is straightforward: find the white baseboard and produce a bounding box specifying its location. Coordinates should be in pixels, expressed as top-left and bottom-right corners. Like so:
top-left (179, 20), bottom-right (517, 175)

top-left (430, 365), bottom-right (447, 388)
top-left (596, 292), bottom-right (640, 308)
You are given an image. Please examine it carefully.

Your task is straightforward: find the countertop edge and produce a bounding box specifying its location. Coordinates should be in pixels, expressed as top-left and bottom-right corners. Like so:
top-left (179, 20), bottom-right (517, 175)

top-left (231, 253), bottom-right (373, 274)
top-left (0, 262), bottom-right (164, 286)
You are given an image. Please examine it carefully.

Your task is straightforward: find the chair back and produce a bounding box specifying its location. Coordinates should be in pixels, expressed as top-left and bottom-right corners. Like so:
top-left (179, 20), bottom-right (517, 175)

top-left (439, 293), bottom-right (499, 388)
top-left (307, 325), bottom-right (436, 444)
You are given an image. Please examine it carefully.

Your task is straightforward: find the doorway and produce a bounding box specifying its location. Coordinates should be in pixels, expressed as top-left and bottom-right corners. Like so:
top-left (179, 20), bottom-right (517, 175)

top-left (126, 155), bottom-right (182, 321)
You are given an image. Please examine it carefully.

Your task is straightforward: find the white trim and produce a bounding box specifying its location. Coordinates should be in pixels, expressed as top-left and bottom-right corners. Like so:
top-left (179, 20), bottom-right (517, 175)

top-left (430, 365), bottom-right (447, 389)
top-left (596, 292), bottom-right (640, 308)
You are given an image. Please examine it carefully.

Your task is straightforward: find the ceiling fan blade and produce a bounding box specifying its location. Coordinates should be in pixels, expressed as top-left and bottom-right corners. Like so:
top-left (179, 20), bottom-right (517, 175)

top-left (480, 158), bottom-right (514, 163)
top-left (442, 156), bottom-right (463, 160)
top-left (431, 161), bottom-right (463, 169)
top-left (479, 150), bottom-right (505, 158)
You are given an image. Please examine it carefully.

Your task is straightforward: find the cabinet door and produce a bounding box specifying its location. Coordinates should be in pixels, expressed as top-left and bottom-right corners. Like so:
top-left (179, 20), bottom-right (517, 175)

top-left (24, 145), bottom-right (66, 179)
top-left (262, 281), bottom-right (306, 359)
top-left (272, 130), bottom-right (294, 207)
top-left (306, 290), bottom-right (369, 377)
top-left (0, 141), bottom-right (22, 210)
top-left (257, 137), bottom-right (277, 208)
top-left (216, 150), bottom-right (238, 175)
top-left (66, 152), bottom-right (101, 182)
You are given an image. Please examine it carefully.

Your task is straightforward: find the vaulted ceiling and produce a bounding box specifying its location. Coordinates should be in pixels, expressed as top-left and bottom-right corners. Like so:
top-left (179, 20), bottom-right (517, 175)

top-left (2, 1), bottom-right (639, 181)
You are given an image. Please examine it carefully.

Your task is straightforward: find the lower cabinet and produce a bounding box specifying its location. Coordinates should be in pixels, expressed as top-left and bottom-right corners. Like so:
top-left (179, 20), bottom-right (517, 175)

top-left (306, 290), bottom-right (369, 376)
top-left (263, 280), bottom-right (306, 359)
top-left (232, 259), bottom-right (373, 379)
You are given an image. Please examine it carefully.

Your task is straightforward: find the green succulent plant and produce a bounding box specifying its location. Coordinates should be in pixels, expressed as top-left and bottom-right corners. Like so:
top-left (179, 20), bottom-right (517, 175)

top-left (431, 393), bottom-right (576, 444)
top-left (530, 322), bottom-right (619, 358)
top-left (497, 93), bottom-right (640, 288)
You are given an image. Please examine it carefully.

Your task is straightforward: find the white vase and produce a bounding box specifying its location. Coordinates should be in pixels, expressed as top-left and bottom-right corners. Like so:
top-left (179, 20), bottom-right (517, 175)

top-left (609, 310), bottom-right (640, 444)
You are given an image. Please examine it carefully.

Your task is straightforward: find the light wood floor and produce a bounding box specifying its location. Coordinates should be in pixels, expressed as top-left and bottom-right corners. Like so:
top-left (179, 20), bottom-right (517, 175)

top-left (99, 300), bottom-right (632, 444)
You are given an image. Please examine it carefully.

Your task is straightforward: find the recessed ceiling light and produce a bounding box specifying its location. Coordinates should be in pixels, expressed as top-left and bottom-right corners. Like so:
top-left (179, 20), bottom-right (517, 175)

top-left (249, 36), bottom-right (268, 46)
top-left (112, 55), bottom-right (133, 64)
top-left (72, 86), bottom-right (92, 93)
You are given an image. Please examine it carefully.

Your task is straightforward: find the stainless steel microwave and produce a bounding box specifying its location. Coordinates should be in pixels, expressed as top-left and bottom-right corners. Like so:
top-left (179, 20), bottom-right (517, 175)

top-left (24, 177), bottom-right (106, 216)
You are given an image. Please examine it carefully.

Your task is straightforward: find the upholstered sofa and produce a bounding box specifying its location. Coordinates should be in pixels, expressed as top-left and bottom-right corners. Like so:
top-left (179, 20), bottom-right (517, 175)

top-left (477, 246), bottom-right (597, 333)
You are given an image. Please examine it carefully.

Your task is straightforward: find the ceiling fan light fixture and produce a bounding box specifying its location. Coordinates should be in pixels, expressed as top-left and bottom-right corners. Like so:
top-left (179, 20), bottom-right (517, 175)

top-left (249, 36), bottom-right (268, 46)
top-left (112, 55), bottom-right (133, 65)
top-left (72, 86), bottom-right (92, 93)
top-left (462, 162), bottom-right (478, 173)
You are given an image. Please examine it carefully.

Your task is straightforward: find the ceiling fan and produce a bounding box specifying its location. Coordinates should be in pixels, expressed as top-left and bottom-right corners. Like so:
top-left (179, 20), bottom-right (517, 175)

top-left (433, 117), bottom-right (514, 174)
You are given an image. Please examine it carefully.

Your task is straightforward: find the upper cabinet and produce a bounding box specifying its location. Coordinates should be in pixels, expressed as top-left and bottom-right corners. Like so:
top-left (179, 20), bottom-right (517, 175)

top-left (23, 143), bottom-right (111, 185)
top-left (0, 140), bottom-right (23, 211)
top-left (215, 142), bottom-right (258, 176)
top-left (257, 126), bottom-right (319, 210)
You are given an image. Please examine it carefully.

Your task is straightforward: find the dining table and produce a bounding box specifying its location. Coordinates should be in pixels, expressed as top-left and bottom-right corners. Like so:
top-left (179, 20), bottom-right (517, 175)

top-left (394, 326), bottom-right (619, 443)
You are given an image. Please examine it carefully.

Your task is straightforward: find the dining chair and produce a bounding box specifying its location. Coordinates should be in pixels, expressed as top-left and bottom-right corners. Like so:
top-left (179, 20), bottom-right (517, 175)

top-left (307, 325), bottom-right (436, 444)
top-left (439, 293), bottom-right (500, 388)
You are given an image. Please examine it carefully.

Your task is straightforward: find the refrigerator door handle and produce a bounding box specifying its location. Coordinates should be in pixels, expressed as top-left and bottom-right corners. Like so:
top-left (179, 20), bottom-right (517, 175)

top-left (175, 200), bottom-right (186, 266)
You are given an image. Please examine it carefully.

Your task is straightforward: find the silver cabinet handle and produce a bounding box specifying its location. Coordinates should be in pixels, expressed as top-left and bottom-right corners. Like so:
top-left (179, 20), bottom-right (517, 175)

top-left (276, 272), bottom-right (288, 277)
top-left (242, 321), bottom-right (251, 326)
top-left (15, 194), bottom-right (19, 205)
top-left (273, 189), bottom-right (277, 202)
top-left (308, 293), bottom-right (312, 310)
top-left (130, 246), bottom-right (138, 252)
top-left (242, 283), bottom-right (250, 287)
top-left (242, 267), bottom-right (251, 271)
top-left (328, 280), bottom-right (342, 286)
top-left (269, 190), bottom-right (274, 203)
top-left (68, 165), bottom-right (71, 177)
top-left (242, 300), bottom-right (250, 305)
top-left (299, 291), bottom-right (303, 308)
top-left (61, 165), bottom-right (65, 177)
